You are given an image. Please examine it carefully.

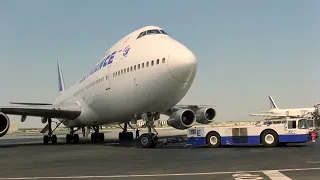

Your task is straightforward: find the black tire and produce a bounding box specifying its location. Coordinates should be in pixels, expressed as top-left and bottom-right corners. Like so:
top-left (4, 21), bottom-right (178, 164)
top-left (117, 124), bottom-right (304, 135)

top-left (91, 133), bottom-right (97, 142)
top-left (126, 132), bottom-right (133, 141)
top-left (206, 131), bottom-right (221, 148)
top-left (139, 133), bottom-right (153, 148)
top-left (98, 133), bottom-right (105, 141)
top-left (261, 130), bottom-right (278, 147)
top-left (43, 135), bottom-right (49, 145)
top-left (150, 133), bottom-right (158, 148)
top-left (119, 132), bottom-right (124, 141)
top-left (66, 134), bottom-right (72, 143)
top-left (52, 135), bottom-right (57, 144)
top-left (73, 134), bottom-right (79, 143)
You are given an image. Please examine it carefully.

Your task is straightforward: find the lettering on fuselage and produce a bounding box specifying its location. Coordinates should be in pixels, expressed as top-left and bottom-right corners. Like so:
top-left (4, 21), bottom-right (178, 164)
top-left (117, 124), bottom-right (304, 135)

top-left (79, 50), bottom-right (117, 83)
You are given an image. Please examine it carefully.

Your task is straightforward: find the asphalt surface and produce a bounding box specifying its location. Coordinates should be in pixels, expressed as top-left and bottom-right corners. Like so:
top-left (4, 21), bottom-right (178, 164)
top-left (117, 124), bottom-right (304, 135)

top-left (0, 129), bottom-right (320, 180)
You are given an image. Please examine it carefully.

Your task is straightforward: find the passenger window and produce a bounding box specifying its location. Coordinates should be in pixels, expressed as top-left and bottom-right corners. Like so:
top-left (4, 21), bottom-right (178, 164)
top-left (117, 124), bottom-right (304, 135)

top-left (138, 64), bottom-right (140, 69)
top-left (156, 59), bottom-right (159, 64)
top-left (124, 69), bottom-right (126, 73)
top-left (118, 71), bottom-right (120, 75)
top-left (106, 76), bottom-right (108, 80)
top-left (142, 63), bottom-right (144, 68)
top-left (134, 65), bottom-right (136, 70)
top-left (121, 70), bottom-right (123, 74)
top-left (151, 60), bottom-right (154, 66)
top-left (162, 58), bottom-right (165, 63)
top-left (146, 62), bottom-right (149, 67)
top-left (127, 67), bottom-right (129, 72)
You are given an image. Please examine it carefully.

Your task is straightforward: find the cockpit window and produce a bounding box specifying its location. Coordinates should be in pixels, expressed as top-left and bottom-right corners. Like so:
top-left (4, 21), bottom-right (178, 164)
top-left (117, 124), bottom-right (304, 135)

top-left (160, 30), bottom-right (168, 35)
top-left (137, 31), bottom-right (146, 39)
top-left (146, 29), bottom-right (161, 35)
top-left (137, 29), bottom-right (168, 39)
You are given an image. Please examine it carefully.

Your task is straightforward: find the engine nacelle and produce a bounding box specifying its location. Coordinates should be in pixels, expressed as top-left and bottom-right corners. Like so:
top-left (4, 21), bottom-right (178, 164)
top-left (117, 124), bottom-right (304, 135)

top-left (0, 112), bottom-right (10, 137)
top-left (196, 107), bottom-right (216, 124)
top-left (167, 109), bottom-right (196, 130)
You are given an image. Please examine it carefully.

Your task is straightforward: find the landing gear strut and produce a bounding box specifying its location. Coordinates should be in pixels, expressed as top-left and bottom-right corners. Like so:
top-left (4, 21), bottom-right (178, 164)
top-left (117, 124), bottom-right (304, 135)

top-left (66, 127), bottom-right (80, 144)
top-left (43, 118), bottom-right (64, 145)
top-left (138, 112), bottom-right (159, 148)
top-left (119, 123), bottom-right (134, 141)
top-left (90, 126), bottom-right (105, 142)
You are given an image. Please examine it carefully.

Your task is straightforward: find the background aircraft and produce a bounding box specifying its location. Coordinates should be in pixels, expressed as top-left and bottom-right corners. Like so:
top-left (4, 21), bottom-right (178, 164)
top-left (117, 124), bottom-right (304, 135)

top-left (0, 25), bottom-right (216, 148)
top-left (249, 96), bottom-right (315, 118)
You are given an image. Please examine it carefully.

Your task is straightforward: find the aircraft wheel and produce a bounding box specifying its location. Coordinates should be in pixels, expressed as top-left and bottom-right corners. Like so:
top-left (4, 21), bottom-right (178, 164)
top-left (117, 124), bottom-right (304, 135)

top-left (43, 135), bottom-right (49, 145)
top-left (126, 132), bottom-right (133, 141)
top-left (206, 131), bottom-right (221, 148)
top-left (98, 133), bottom-right (105, 141)
top-left (261, 130), bottom-right (278, 147)
top-left (73, 134), bottom-right (80, 143)
top-left (52, 135), bottom-right (57, 144)
top-left (119, 132), bottom-right (125, 141)
top-left (91, 133), bottom-right (97, 142)
top-left (66, 134), bottom-right (72, 143)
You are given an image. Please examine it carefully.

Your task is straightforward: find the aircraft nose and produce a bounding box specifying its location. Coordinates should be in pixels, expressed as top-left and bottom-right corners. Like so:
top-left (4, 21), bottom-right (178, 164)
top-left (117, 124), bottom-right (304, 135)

top-left (167, 47), bottom-right (197, 82)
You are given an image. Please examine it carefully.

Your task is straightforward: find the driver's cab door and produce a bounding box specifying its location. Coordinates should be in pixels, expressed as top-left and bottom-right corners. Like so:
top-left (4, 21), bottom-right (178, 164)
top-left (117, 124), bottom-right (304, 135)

top-left (287, 120), bottom-right (297, 130)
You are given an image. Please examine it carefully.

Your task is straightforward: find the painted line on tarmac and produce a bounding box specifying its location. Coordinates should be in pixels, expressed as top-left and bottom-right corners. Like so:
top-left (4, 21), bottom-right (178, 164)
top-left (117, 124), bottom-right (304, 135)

top-left (0, 167), bottom-right (319, 179)
top-left (263, 170), bottom-right (292, 180)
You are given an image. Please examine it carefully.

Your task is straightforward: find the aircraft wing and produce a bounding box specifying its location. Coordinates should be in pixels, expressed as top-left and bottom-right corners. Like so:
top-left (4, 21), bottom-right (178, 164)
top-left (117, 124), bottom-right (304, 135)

top-left (0, 103), bottom-right (81, 119)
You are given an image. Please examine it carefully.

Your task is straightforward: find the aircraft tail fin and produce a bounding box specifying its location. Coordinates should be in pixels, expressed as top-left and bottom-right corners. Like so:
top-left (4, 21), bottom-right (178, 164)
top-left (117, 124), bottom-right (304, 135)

top-left (268, 96), bottom-right (278, 109)
top-left (57, 61), bottom-right (66, 93)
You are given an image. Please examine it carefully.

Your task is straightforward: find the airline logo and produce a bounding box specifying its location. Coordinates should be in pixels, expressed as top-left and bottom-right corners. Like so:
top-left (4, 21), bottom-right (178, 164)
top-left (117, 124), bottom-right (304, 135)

top-left (79, 50), bottom-right (117, 83)
top-left (123, 46), bottom-right (130, 57)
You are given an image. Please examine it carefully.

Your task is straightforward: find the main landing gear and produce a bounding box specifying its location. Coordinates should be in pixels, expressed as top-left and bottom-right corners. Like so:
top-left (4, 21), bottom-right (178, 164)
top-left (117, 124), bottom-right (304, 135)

top-left (42, 118), bottom-right (65, 145)
top-left (138, 112), bottom-right (160, 148)
top-left (119, 123), bottom-right (134, 141)
top-left (66, 127), bottom-right (80, 144)
top-left (90, 126), bottom-right (105, 142)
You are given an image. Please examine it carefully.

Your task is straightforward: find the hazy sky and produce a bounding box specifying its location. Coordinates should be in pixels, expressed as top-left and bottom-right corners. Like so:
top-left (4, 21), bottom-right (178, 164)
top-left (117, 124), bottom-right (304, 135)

top-left (0, 1), bottom-right (319, 128)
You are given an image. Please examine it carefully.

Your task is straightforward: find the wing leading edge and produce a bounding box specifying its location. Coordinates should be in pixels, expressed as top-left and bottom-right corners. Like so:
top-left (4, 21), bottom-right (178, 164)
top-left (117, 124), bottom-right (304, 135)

top-left (0, 103), bottom-right (81, 119)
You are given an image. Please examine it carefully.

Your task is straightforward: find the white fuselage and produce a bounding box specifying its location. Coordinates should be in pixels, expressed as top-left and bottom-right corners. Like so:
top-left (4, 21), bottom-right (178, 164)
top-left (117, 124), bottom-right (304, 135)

top-left (269, 108), bottom-right (315, 117)
top-left (52, 26), bottom-right (197, 128)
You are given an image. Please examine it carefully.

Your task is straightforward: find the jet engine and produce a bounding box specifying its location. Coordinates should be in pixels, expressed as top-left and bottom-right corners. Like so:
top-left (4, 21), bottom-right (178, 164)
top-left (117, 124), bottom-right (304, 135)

top-left (0, 112), bottom-right (10, 137)
top-left (167, 109), bottom-right (196, 130)
top-left (196, 107), bottom-right (216, 124)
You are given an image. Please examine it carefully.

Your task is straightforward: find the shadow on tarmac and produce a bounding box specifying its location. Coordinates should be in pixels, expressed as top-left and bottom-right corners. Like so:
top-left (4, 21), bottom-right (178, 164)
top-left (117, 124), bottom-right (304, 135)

top-left (0, 134), bottom-right (312, 150)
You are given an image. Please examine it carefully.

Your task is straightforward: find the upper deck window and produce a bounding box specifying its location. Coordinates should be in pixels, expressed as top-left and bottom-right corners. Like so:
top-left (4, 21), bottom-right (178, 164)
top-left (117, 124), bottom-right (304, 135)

top-left (137, 29), bottom-right (168, 39)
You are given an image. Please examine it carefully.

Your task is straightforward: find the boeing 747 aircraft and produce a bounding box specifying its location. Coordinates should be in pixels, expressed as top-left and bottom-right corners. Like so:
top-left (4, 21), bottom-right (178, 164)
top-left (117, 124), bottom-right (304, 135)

top-left (249, 96), bottom-right (315, 118)
top-left (0, 26), bottom-right (216, 148)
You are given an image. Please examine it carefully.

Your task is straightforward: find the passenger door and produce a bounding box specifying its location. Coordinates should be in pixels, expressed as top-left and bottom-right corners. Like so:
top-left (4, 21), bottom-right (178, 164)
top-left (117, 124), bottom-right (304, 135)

top-left (105, 67), bottom-right (111, 91)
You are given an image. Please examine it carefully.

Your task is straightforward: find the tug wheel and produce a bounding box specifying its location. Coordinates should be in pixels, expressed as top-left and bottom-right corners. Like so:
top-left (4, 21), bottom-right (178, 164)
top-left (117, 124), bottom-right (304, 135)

top-left (206, 131), bottom-right (221, 148)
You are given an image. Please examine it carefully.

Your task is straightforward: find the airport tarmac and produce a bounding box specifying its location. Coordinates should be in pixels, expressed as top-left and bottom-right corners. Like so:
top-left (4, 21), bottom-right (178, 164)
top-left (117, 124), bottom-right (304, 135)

top-left (0, 128), bottom-right (320, 179)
